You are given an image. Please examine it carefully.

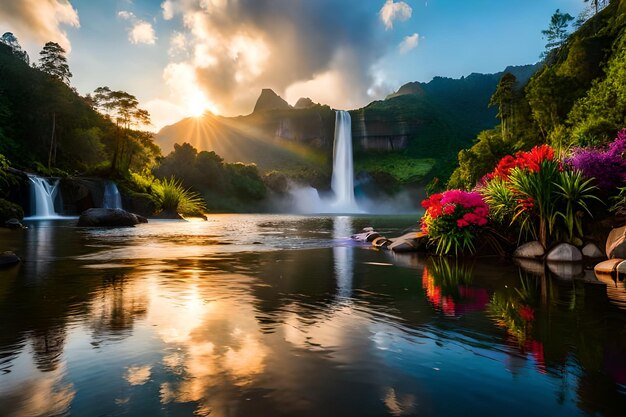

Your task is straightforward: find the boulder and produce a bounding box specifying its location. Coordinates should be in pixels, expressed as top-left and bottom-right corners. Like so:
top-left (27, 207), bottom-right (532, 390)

top-left (389, 232), bottom-right (429, 253)
top-left (606, 225), bottom-right (626, 259)
top-left (546, 243), bottom-right (583, 262)
top-left (0, 251), bottom-right (20, 267)
top-left (513, 241), bottom-right (545, 259)
top-left (594, 259), bottom-right (622, 275)
top-left (4, 218), bottom-right (25, 229)
top-left (77, 208), bottom-right (147, 227)
top-left (582, 243), bottom-right (604, 259)
top-left (389, 240), bottom-right (418, 253)
top-left (365, 232), bottom-right (381, 242)
top-left (617, 260), bottom-right (626, 278)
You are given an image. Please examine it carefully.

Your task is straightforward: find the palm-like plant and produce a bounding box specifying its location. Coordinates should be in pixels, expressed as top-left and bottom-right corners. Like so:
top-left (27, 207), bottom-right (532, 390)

top-left (552, 170), bottom-right (602, 243)
top-left (154, 177), bottom-right (207, 216)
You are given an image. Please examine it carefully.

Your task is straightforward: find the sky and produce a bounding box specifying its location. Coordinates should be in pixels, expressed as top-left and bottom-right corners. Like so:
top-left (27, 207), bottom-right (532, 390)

top-left (0, 0), bottom-right (585, 131)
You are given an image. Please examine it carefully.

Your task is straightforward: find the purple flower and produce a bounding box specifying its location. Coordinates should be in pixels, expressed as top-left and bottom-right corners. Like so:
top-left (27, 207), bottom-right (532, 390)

top-left (568, 129), bottom-right (626, 190)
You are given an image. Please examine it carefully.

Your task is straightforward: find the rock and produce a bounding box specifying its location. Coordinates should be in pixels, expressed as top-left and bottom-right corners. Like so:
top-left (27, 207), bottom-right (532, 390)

top-left (372, 236), bottom-right (392, 249)
top-left (616, 260), bottom-right (626, 278)
top-left (546, 243), bottom-right (583, 262)
top-left (594, 259), bottom-right (622, 275)
top-left (77, 208), bottom-right (147, 227)
top-left (582, 243), bottom-right (604, 259)
top-left (365, 232), bottom-right (381, 242)
top-left (606, 225), bottom-right (626, 259)
top-left (389, 240), bottom-right (418, 253)
top-left (362, 227), bottom-right (374, 233)
top-left (548, 261), bottom-right (584, 279)
top-left (0, 251), bottom-right (20, 267)
top-left (4, 218), bottom-right (25, 229)
top-left (513, 241), bottom-right (545, 259)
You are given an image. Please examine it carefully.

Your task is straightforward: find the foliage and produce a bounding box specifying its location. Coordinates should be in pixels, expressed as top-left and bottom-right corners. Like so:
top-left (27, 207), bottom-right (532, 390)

top-left (153, 177), bottom-right (207, 217)
top-left (0, 32), bottom-right (29, 64)
top-left (479, 177), bottom-right (517, 226)
top-left (0, 197), bottom-right (24, 222)
top-left (354, 154), bottom-right (435, 184)
top-left (153, 142), bottom-right (268, 212)
top-left (484, 144), bottom-right (556, 181)
top-left (566, 130), bottom-right (626, 189)
top-left (38, 42), bottom-right (72, 84)
top-left (420, 190), bottom-right (489, 255)
top-left (553, 169), bottom-right (601, 242)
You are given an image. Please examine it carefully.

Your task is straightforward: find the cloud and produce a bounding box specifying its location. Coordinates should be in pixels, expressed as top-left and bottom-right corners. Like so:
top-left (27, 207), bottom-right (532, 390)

top-left (379, 0), bottom-right (412, 30)
top-left (0, 0), bottom-right (79, 52)
top-left (161, 0), bottom-right (175, 20)
top-left (118, 10), bottom-right (157, 45)
top-left (399, 33), bottom-right (419, 54)
top-left (157, 0), bottom-right (391, 117)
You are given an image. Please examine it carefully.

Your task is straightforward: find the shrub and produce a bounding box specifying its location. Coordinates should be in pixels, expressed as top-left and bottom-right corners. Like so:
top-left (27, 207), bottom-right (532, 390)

top-left (153, 177), bottom-right (207, 217)
top-left (567, 129), bottom-right (626, 190)
top-left (420, 190), bottom-right (489, 255)
top-left (0, 197), bottom-right (24, 222)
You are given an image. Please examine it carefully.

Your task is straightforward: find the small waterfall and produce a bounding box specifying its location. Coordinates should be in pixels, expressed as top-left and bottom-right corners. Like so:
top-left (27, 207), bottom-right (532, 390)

top-left (103, 181), bottom-right (123, 209)
top-left (331, 110), bottom-right (359, 212)
top-left (27, 175), bottom-right (61, 218)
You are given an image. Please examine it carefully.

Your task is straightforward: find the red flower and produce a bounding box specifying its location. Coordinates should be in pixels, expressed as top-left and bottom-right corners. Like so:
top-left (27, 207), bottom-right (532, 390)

top-left (443, 205), bottom-right (456, 215)
top-left (519, 305), bottom-right (535, 321)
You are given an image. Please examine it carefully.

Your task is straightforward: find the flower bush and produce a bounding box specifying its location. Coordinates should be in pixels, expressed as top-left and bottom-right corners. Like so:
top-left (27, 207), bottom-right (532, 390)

top-left (567, 129), bottom-right (626, 190)
top-left (479, 144), bottom-right (601, 248)
top-left (421, 189), bottom-right (489, 255)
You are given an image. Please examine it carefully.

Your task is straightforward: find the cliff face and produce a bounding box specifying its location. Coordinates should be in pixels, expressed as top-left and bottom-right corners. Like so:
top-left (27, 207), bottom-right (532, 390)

top-left (155, 64), bottom-right (539, 182)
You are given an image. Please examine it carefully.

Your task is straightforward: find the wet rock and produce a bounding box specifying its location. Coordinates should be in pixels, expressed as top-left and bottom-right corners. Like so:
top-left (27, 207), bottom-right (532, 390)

top-left (372, 236), bottom-right (392, 249)
top-left (77, 208), bottom-right (147, 227)
top-left (582, 243), bottom-right (604, 259)
top-left (4, 218), bottom-right (25, 229)
top-left (616, 260), bottom-right (626, 278)
top-left (365, 232), bottom-right (381, 242)
top-left (389, 231), bottom-right (428, 253)
top-left (546, 243), bottom-right (583, 262)
top-left (0, 251), bottom-right (20, 267)
top-left (606, 225), bottom-right (626, 259)
top-left (594, 259), bottom-right (622, 275)
top-left (351, 228), bottom-right (377, 242)
top-left (513, 241), bottom-right (545, 259)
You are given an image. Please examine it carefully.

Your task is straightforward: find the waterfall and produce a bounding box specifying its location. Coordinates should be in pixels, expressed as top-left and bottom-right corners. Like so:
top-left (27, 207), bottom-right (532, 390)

top-left (27, 175), bottom-right (61, 218)
top-left (103, 181), bottom-right (123, 209)
top-left (331, 110), bottom-right (359, 212)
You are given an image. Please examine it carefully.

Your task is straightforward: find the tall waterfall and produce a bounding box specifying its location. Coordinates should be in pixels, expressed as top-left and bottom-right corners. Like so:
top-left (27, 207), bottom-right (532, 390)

top-left (331, 110), bottom-right (358, 212)
top-left (27, 175), bottom-right (61, 218)
top-left (103, 181), bottom-right (123, 209)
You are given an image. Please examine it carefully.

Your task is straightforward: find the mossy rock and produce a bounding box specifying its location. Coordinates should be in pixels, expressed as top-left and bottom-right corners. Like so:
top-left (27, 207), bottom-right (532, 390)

top-left (0, 198), bottom-right (24, 222)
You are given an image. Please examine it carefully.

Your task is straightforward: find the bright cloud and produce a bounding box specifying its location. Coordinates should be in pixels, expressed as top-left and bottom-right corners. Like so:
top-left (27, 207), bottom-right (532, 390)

top-left (0, 0), bottom-right (79, 52)
top-left (379, 0), bottom-right (412, 30)
top-left (399, 33), bottom-right (419, 54)
top-left (153, 0), bottom-right (389, 117)
top-left (118, 11), bottom-right (157, 45)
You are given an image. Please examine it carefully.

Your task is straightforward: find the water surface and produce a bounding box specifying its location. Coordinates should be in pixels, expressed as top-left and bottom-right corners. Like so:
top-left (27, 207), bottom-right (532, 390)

top-left (1, 214), bottom-right (625, 417)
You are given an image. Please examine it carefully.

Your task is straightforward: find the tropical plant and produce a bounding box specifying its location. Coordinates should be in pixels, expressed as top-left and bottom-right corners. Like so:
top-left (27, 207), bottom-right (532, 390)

top-left (420, 190), bottom-right (489, 255)
top-left (553, 169), bottom-right (602, 243)
top-left (479, 176), bottom-right (517, 225)
top-left (153, 177), bottom-right (207, 216)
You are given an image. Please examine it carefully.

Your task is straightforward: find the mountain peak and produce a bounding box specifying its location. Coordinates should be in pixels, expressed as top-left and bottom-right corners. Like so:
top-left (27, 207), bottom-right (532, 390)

top-left (294, 97), bottom-right (316, 109)
top-left (253, 88), bottom-right (291, 113)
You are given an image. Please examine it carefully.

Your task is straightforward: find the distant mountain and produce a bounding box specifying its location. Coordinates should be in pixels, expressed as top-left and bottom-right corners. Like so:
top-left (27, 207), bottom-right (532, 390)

top-left (155, 64), bottom-right (540, 186)
top-left (253, 88), bottom-right (291, 112)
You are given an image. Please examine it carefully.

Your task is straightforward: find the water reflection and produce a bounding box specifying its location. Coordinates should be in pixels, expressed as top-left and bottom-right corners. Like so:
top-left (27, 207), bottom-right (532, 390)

top-left (1, 216), bottom-right (626, 416)
top-left (333, 216), bottom-right (353, 299)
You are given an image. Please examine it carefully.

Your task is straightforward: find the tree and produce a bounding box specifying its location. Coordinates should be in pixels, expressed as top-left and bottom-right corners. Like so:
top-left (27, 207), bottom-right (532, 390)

top-left (584, 0), bottom-right (608, 15)
top-left (38, 42), bottom-right (72, 84)
top-left (541, 9), bottom-right (575, 59)
top-left (0, 32), bottom-right (29, 64)
top-left (489, 73), bottom-right (517, 141)
top-left (91, 86), bottom-right (152, 172)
